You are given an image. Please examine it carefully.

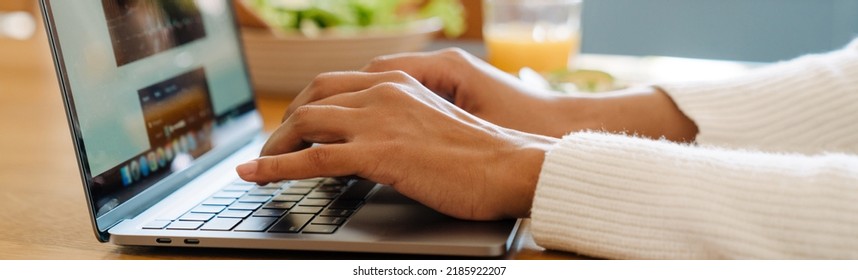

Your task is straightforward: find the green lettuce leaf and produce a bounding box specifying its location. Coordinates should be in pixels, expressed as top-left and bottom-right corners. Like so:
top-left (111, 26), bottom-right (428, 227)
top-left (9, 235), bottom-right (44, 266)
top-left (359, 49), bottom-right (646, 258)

top-left (248, 0), bottom-right (465, 37)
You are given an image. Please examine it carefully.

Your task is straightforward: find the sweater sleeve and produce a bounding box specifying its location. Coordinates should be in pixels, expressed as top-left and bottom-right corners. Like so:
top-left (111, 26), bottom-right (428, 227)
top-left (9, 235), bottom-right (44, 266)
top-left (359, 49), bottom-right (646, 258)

top-left (658, 39), bottom-right (858, 154)
top-left (531, 132), bottom-right (858, 259)
top-left (530, 39), bottom-right (858, 259)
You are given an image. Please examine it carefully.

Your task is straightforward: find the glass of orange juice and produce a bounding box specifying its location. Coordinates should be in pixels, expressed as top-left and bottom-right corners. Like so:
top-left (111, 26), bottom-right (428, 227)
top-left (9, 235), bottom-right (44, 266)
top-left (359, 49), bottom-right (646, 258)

top-left (483, 0), bottom-right (582, 73)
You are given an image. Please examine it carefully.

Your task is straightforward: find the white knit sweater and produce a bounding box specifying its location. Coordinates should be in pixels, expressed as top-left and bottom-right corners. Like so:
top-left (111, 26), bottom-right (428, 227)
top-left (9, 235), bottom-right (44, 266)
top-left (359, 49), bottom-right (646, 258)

top-left (531, 39), bottom-right (858, 259)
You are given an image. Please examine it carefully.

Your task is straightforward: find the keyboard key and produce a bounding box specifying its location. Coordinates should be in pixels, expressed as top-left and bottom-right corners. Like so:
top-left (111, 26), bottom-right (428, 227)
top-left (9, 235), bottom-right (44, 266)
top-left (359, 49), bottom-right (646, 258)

top-left (142, 220), bottom-right (171, 229)
top-left (268, 214), bottom-right (314, 233)
top-left (253, 209), bottom-right (287, 217)
top-left (289, 206), bottom-right (323, 214)
top-left (328, 199), bottom-right (362, 210)
top-left (248, 189), bottom-right (279, 196)
top-left (223, 184), bottom-right (254, 192)
top-left (234, 217), bottom-right (277, 232)
top-left (321, 178), bottom-right (346, 186)
top-left (315, 185), bottom-right (345, 193)
top-left (191, 205), bottom-right (226, 214)
top-left (302, 224), bottom-right (338, 234)
top-left (156, 211), bottom-right (184, 221)
top-left (263, 201), bottom-right (296, 209)
top-left (281, 188), bottom-right (312, 195)
top-left (232, 179), bottom-right (256, 185)
top-left (213, 191), bottom-right (244, 199)
top-left (228, 202), bottom-right (263, 211)
top-left (201, 198), bottom-right (235, 206)
top-left (299, 199), bottom-right (332, 207)
top-left (179, 213), bottom-right (215, 221)
top-left (272, 194), bottom-right (304, 202)
top-left (311, 216), bottom-right (345, 225)
top-left (238, 195), bottom-right (271, 203)
top-left (218, 210), bottom-right (252, 219)
top-left (200, 218), bottom-right (242, 231)
top-left (320, 209), bottom-right (353, 217)
top-left (291, 181), bottom-right (318, 188)
top-left (340, 180), bottom-right (376, 200)
top-left (166, 221), bottom-right (203, 230)
top-left (259, 182), bottom-right (287, 189)
top-left (307, 192), bottom-right (339, 199)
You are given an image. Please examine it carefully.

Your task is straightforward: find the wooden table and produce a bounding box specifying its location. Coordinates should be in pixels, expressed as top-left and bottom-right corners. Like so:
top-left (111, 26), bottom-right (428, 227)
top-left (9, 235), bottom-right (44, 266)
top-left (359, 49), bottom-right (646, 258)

top-left (0, 26), bottom-right (586, 260)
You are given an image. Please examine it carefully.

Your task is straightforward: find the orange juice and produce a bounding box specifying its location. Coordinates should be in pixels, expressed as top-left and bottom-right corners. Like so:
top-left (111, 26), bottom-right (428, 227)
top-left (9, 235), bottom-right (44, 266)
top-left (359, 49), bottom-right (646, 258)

top-left (485, 23), bottom-right (580, 73)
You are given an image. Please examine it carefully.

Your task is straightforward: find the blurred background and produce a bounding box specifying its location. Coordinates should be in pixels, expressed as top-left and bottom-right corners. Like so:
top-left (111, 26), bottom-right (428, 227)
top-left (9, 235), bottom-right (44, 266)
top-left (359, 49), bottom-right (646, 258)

top-left (580, 0), bottom-right (858, 62)
top-left (3, 0), bottom-right (857, 76)
top-left (466, 0), bottom-right (858, 62)
top-left (0, 0), bottom-right (51, 74)
top-left (0, 0), bottom-right (855, 110)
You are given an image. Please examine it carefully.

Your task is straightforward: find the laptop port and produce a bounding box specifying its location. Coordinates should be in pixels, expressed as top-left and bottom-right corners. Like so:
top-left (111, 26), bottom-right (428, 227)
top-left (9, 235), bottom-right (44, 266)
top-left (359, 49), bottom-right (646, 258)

top-left (155, 238), bottom-right (172, 244)
top-left (184, 239), bottom-right (200, 245)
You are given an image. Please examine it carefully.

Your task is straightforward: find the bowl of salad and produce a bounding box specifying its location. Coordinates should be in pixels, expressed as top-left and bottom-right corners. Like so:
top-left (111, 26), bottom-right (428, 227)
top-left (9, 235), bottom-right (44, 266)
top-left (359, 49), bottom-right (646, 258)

top-left (237, 0), bottom-right (464, 97)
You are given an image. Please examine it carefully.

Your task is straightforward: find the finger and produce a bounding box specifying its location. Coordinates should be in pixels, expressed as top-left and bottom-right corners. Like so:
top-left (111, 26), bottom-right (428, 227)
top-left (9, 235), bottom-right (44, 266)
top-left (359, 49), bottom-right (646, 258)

top-left (237, 144), bottom-right (365, 184)
top-left (304, 88), bottom-right (369, 109)
top-left (283, 71), bottom-right (415, 122)
top-left (262, 104), bottom-right (359, 157)
top-left (361, 48), bottom-right (473, 99)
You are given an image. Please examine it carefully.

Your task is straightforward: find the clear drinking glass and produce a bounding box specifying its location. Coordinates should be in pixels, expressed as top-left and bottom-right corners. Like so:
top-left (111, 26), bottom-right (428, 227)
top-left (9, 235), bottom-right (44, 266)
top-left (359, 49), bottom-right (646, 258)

top-left (483, 0), bottom-right (582, 73)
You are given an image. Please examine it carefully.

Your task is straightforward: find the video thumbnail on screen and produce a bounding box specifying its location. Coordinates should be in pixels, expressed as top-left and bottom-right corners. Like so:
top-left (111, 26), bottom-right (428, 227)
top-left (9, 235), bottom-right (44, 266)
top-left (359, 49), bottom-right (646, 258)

top-left (102, 0), bottom-right (207, 66)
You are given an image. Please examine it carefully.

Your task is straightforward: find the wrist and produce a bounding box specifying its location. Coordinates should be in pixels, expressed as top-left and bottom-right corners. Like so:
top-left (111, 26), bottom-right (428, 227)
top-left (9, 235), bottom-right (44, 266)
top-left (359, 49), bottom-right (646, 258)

top-left (539, 95), bottom-right (604, 137)
top-left (491, 131), bottom-right (559, 219)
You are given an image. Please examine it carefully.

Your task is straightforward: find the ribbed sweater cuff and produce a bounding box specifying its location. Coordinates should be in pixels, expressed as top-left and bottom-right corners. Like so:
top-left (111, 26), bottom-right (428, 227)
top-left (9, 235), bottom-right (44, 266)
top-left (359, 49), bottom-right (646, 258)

top-left (532, 132), bottom-right (700, 259)
top-left (531, 132), bottom-right (858, 259)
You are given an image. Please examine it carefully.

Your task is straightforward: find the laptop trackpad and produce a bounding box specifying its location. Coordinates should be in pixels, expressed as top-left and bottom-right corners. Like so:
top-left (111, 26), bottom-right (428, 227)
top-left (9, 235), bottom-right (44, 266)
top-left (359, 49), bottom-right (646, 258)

top-left (343, 186), bottom-right (517, 244)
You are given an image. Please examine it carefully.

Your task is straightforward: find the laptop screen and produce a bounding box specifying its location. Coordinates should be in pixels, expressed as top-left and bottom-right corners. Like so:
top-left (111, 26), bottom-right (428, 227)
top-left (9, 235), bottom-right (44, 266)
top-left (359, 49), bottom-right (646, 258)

top-left (45, 0), bottom-right (255, 218)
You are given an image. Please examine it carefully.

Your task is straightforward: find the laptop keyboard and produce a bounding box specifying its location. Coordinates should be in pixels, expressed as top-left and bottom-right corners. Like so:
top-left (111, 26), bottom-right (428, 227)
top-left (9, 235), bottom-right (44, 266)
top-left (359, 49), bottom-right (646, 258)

top-left (142, 178), bottom-right (375, 234)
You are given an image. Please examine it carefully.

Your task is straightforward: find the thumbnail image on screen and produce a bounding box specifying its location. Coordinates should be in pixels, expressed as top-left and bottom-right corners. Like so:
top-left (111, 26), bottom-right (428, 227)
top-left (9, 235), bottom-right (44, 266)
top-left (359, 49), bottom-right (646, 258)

top-left (90, 68), bottom-right (216, 216)
top-left (138, 67), bottom-right (214, 153)
top-left (102, 0), bottom-right (207, 66)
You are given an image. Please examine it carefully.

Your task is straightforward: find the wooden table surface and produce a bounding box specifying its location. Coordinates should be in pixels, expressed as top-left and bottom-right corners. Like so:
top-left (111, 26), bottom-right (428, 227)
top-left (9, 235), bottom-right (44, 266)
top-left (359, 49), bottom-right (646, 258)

top-left (0, 24), bottom-right (584, 260)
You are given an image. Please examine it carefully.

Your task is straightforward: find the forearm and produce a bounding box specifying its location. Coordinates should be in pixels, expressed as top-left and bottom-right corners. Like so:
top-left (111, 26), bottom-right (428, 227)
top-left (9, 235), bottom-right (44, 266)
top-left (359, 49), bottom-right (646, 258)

top-left (548, 86), bottom-right (698, 142)
top-left (532, 132), bottom-right (858, 259)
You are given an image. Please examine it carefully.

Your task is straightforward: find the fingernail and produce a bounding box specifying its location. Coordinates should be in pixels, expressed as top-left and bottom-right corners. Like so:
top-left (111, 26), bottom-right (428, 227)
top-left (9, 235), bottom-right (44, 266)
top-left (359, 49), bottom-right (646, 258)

top-left (236, 161), bottom-right (258, 177)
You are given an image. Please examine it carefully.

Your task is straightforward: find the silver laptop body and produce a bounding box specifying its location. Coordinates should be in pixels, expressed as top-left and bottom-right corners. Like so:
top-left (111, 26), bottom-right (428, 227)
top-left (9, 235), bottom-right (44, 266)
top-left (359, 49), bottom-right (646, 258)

top-left (41, 0), bottom-right (518, 257)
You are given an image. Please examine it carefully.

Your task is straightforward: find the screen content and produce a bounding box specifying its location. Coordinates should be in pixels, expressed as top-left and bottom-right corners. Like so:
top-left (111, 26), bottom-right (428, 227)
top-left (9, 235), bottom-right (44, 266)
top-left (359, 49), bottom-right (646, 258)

top-left (50, 0), bottom-right (254, 217)
top-left (103, 0), bottom-right (207, 66)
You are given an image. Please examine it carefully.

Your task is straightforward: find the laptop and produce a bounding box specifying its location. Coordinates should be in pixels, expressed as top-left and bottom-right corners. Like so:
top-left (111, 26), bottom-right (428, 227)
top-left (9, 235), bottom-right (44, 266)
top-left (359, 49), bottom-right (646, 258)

top-left (40, 0), bottom-right (519, 257)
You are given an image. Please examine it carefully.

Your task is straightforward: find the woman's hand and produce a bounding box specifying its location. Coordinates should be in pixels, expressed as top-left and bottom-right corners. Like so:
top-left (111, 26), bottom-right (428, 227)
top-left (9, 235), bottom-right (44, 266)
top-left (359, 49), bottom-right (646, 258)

top-left (237, 70), bottom-right (558, 220)
top-left (295, 48), bottom-right (697, 142)
top-left (287, 48), bottom-right (581, 138)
